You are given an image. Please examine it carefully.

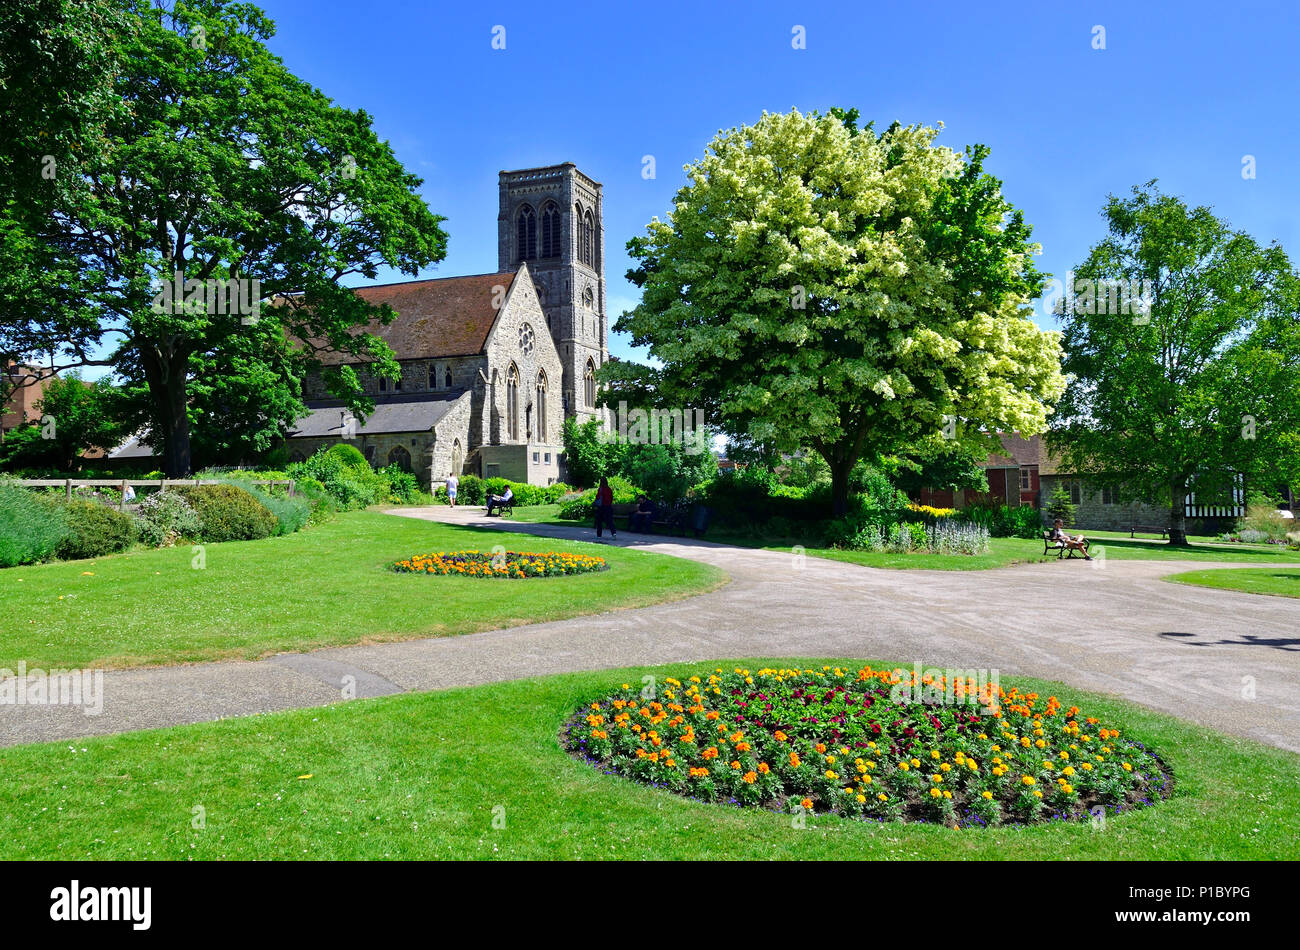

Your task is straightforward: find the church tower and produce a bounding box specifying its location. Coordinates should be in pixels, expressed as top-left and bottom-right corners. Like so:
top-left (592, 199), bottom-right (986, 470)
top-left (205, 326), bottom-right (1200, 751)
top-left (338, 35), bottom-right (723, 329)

top-left (498, 164), bottom-right (607, 423)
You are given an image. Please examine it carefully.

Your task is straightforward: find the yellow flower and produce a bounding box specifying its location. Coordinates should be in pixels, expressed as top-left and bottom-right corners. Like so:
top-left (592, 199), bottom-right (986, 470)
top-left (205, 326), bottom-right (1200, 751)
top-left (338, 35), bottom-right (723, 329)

top-left (930, 788), bottom-right (942, 798)
top-left (981, 790), bottom-right (993, 799)
top-left (1021, 775), bottom-right (1036, 786)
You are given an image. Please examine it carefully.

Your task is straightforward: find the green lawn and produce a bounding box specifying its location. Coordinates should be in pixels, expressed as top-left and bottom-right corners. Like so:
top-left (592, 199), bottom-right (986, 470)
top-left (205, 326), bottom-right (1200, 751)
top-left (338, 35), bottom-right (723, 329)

top-left (2, 658), bottom-right (1295, 859)
top-left (1166, 567), bottom-right (1300, 599)
top-left (0, 511), bottom-right (724, 670)
top-left (504, 505), bottom-right (1297, 571)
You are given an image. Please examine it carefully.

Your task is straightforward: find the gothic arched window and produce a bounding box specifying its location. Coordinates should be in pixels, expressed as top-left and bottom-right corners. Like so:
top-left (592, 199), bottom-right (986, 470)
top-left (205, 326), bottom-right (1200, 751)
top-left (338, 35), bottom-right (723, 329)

top-left (536, 371), bottom-right (548, 442)
top-left (387, 445), bottom-right (412, 472)
top-left (444, 367), bottom-right (452, 388)
top-left (506, 364), bottom-right (520, 441)
top-left (516, 204), bottom-right (537, 261)
top-left (584, 359), bottom-right (596, 408)
top-left (540, 202), bottom-right (561, 258)
top-left (428, 363), bottom-right (438, 389)
top-left (579, 210), bottom-right (595, 268)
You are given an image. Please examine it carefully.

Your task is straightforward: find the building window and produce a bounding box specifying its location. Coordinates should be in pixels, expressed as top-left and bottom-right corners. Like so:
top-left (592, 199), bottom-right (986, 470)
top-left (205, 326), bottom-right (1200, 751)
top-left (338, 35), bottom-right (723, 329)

top-left (387, 446), bottom-right (411, 472)
top-left (378, 376), bottom-right (386, 393)
top-left (535, 370), bottom-right (547, 442)
top-left (582, 285), bottom-right (594, 309)
top-left (428, 364), bottom-right (438, 389)
top-left (444, 368), bottom-right (452, 388)
top-left (1069, 481), bottom-right (1082, 506)
top-left (1020, 467), bottom-right (1032, 492)
top-left (533, 451), bottom-right (540, 463)
top-left (451, 440), bottom-right (462, 476)
top-left (540, 202), bottom-right (561, 258)
top-left (516, 204), bottom-right (537, 261)
top-left (579, 210), bottom-right (595, 267)
top-left (506, 364), bottom-right (520, 441)
top-left (583, 360), bottom-right (596, 408)
top-left (519, 322), bottom-right (535, 355)
top-left (544, 452), bottom-right (551, 464)
top-left (1101, 485), bottom-right (1118, 505)
top-left (363, 445), bottom-right (376, 463)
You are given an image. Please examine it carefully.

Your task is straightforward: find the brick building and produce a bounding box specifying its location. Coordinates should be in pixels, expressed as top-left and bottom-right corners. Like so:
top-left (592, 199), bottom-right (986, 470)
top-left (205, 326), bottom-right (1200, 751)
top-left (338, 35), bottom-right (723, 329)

top-left (1, 363), bottom-right (53, 437)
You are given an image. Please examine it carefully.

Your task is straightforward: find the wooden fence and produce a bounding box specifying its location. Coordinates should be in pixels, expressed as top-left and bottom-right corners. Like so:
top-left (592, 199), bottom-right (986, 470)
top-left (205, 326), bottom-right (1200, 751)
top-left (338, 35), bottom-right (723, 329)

top-left (11, 478), bottom-right (296, 511)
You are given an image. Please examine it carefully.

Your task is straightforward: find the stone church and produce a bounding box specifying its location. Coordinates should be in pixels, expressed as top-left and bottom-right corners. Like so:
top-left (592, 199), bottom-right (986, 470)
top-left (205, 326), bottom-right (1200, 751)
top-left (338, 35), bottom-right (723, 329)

top-left (287, 163), bottom-right (609, 486)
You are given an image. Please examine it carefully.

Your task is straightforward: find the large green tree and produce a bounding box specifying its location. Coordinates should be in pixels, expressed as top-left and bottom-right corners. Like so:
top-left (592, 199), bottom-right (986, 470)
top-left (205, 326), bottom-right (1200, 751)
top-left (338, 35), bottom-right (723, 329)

top-left (0, 0), bottom-right (447, 476)
top-left (34, 372), bottom-right (127, 470)
top-left (619, 109), bottom-right (1064, 513)
top-left (1051, 182), bottom-right (1300, 545)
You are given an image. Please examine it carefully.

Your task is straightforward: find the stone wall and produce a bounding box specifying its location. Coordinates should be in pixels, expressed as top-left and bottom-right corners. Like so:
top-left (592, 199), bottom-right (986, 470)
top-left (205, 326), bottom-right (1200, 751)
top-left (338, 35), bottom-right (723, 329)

top-left (481, 269), bottom-right (566, 448)
top-left (1039, 475), bottom-right (1170, 532)
top-left (429, 391), bottom-right (473, 482)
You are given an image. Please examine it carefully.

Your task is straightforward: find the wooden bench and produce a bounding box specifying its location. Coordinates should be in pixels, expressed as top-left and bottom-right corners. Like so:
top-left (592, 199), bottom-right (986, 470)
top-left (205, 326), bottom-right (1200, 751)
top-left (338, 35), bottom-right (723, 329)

top-left (485, 495), bottom-right (514, 517)
top-left (618, 500), bottom-right (691, 535)
top-left (1128, 525), bottom-right (1168, 539)
top-left (1043, 530), bottom-right (1090, 559)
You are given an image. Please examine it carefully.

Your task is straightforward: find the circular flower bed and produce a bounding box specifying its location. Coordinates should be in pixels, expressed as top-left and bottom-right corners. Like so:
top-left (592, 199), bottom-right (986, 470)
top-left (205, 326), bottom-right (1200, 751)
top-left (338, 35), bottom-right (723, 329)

top-left (565, 665), bottom-right (1171, 827)
top-left (393, 550), bottom-right (606, 578)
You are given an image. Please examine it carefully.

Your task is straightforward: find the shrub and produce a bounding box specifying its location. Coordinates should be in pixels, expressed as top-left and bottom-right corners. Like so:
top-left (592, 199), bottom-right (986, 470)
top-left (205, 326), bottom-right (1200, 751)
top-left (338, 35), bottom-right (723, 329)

top-left (381, 465), bottom-right (421, 503)
top-left (454, 474), bottom-right (486, 505)
top-left (286, 446), bottom-right (403, 510)
top-left (326, 443), bottom-right (369, 469)
top-left (964, 503), bottom-right (1043, 539)
top-left (290, 476), bottom-right (337, 526)
top-left (135, 491), bottom-right (203, 547)
top-left (174, 484), bottom-right (277, 542)
top-left (229, 482), bottom-right (310, 536)
top-left (0, 483), bottom-right (67, 567)
top-left (56, 501), bottom-right (137, 560)
top-left (1239, 503), bottom-right (1291, 542)
top-left (558, 476), bottom-right (644, 520)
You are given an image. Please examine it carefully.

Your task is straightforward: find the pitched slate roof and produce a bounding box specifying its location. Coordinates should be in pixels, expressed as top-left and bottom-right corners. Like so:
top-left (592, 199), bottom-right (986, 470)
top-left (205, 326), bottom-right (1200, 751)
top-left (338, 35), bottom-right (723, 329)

top-left (287, 393), bottom-right (465, 438)
top-left (314, 271), bottom-right (516, 365)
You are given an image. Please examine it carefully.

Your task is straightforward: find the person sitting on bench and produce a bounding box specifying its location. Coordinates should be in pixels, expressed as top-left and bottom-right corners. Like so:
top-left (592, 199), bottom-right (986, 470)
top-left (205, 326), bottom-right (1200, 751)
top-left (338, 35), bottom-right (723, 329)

top-left (631, 495), bottom-right (656, 532)
top-left (485, 486), bottom-right (513, 516)
top-left (1050, 519), bottom-right (1091, 560)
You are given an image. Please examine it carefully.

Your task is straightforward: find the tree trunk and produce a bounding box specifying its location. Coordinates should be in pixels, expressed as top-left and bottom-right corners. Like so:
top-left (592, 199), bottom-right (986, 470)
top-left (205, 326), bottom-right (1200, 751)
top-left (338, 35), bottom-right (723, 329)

top-left (141, 347), bottom-right (193, 478)
top-left (1169, 476), bottom-right (1189, 546)
top-left (829, 456), bottom-right (853, 518)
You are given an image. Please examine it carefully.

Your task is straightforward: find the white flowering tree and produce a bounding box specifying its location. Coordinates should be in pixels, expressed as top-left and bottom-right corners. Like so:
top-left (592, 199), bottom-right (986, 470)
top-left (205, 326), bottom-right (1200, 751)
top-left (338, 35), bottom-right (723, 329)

top-left (619, 109), bottom-right (1064, 514)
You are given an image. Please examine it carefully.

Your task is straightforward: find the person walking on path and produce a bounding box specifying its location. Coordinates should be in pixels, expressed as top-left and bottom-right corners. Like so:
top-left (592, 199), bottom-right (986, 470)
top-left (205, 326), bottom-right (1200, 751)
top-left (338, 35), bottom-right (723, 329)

top-left (446, 473), bottom-right (459, 508)
top-left (594, 476), bottom-right (616, 539)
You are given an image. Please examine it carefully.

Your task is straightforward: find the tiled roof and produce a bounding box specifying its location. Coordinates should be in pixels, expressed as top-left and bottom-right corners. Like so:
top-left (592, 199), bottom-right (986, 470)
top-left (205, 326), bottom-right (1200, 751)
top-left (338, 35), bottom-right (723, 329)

top-left (313, 272), bottom-right (515, 365)
top-left (985, 433), bottom-right (1066, 475)
top-left (287, 393), bottom-right (464, 438)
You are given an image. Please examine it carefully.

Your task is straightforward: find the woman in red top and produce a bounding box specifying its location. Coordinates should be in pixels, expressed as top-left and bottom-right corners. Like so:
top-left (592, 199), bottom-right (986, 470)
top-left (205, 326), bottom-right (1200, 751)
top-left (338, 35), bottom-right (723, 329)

top-left (594, 476), bottom-right (616, 539)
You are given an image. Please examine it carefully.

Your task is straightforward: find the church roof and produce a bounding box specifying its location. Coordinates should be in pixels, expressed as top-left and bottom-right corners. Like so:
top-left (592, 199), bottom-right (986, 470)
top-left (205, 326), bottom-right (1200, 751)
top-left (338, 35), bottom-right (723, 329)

top-left (314, 271), bottom-right (517, 364)
top-left (287, 393), bottom-right (465, 438)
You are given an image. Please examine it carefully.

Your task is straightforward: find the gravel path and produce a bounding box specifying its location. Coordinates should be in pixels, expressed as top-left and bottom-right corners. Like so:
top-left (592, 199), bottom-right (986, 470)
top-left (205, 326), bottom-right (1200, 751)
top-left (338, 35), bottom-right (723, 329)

top-left (3, 506), bottom-right (1297, 752)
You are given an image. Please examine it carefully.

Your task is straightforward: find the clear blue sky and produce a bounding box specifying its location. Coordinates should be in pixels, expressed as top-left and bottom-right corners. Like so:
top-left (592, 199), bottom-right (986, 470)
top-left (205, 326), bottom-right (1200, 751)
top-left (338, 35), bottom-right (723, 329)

top-left (259, 0), bottom-right (1300, 362)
